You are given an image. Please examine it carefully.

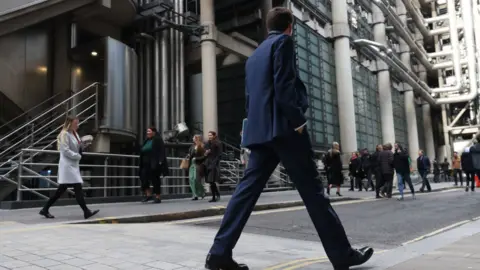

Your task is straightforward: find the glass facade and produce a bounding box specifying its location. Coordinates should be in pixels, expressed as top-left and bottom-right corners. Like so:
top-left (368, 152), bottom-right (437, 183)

top-left (352, 59), bottom-right (382, 151)
top-left (294, 21), bottom-right (340, 150)
top-left (392, 84), bottom-right (408, 147)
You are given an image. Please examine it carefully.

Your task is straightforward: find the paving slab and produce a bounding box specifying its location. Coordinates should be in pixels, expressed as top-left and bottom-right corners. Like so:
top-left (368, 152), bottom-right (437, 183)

top-left (0, 183), bottom-right (458, 225)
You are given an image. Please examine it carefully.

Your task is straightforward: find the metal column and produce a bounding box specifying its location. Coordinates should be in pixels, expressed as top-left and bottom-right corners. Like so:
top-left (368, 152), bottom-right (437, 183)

top-left (432, 1), bottom-right (451, 161)
top-left (261, 0), bottom-right (273, 40)
top-left (332, 0), bottom-right (357, 157)
top-left (145, 0), bottom-right (152, 130)
top-left (417, 31), bottom-right (436, 159)
top-left (397, 0), bottom-right (420, 168)
top-left (200, 0), bottom-right (218, 138)
top-left (161, 28), bottom-right (169, 132)
top-left (372, 3), bottom-right (395, 144)
top-left (179, 0), bottom-right (185, 122)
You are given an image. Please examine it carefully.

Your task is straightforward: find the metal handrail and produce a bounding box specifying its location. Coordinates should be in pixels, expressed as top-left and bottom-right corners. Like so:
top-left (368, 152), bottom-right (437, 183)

top-left (0, 94), bottom-right (96, 158)
top-left (0, 90), bottom-right (72, 132)
top-left (0, 97), bottom-right (97, 170)
top-left (0, 82), bottom-right (99, 145)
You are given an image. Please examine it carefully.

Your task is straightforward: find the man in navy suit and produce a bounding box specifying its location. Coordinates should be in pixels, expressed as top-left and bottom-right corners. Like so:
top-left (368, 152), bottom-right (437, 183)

top-left (205, 7), bottom-right (373, 270)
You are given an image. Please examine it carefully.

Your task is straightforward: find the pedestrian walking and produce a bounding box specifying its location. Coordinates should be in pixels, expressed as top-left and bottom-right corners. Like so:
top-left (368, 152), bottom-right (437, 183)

top-left (204, 7), bottom-right (373, 270)
top-left (205, 131), bottom-right (222, 202)
top-left (39, 116), bottom-right (99, 219)
top-left (348, 152), bottom-right (360, 192)
top-left (393, 143), bottom-right (415, 200)
top-left (452, 152), bottom-right (463, 186)
top-left (188, 135), bottom-right (206, 200)
top-left (139, 127), bottom-right (169, 204)
top-left (324, 142), bottom-right (344, 196)
top-left (418, 150), bottom-right (432, 192)
top-left (461, 147), bottom-right (475, 192)
top-left (371, 144), bottom-right (383, 198)
top-left (378, 143), bottom-right (394, 198)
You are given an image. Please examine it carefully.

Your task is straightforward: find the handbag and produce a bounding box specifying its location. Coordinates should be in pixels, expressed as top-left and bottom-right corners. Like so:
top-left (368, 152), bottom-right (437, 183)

top-left (180, 158), bottom-right (190, 169)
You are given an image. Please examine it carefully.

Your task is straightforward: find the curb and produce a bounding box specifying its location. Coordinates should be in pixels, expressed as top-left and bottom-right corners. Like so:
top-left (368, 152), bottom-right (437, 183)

top-left (68, 186), bottom-right (461, 225)
top-left (69, 197), bottom-right (358, 225)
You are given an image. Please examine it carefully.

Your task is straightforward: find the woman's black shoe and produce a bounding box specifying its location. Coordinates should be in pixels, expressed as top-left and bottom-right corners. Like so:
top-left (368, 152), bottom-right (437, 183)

top-left (39, 209), bottom-right (54, 219)
top-left (84, 209), bottom-right (99, 220)
top-left (192, 197), bottom-right (199, 201)
top-left (205, 254), bottom-right (249, 270)
top-left (336, 192), bottom-right (342, 197)
top-left (142, 196), bottom-right (152, 203)
top-left (153, 198), bottom-right (162, 204)
top-left (209, 198), bottom-right (217, 203)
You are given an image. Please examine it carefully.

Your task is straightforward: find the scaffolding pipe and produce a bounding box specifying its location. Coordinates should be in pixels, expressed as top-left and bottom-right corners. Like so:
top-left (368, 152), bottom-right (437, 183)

top-left (179, 0), bottom-right (185, 122)
top-left (161, 28), bottom-right (169, 132)
top-left (401, 0), bottom-right (430, 37)
top-left (373, 0), bottom-right (465, 93)
top-left (372, 0), bottom-right (432, 69)
top-left (175, 0), bottom-right (181, 123)
top-left (425, 14), bottom-right (449, 23)
top-left (170, 7), bottom-right (177, 126)
top-left (144, 2), bottom-right (152, 131)
top-left (431, 0), bottom-right (463, 93)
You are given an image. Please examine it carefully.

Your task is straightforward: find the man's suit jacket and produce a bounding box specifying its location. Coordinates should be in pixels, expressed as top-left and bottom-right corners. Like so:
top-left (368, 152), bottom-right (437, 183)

top-left (242, 31), bottom-right (309, 148)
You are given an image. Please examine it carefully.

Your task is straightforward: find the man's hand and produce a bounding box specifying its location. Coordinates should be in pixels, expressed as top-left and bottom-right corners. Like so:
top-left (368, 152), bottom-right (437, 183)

top-left (297, 125), bottom-right (304, 134)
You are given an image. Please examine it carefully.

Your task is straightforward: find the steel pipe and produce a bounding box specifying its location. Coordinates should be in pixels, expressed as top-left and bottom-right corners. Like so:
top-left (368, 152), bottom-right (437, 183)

top-left (431, 0), bottom-right (463, 93)
top-left (401, 0), bottom-right (430, 37)
top-left (179, 0), bottom-right (185, 122)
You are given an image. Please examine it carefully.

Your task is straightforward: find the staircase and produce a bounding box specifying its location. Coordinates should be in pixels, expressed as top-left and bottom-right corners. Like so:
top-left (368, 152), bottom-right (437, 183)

top-left (0, 82), bottom-right (101, 201)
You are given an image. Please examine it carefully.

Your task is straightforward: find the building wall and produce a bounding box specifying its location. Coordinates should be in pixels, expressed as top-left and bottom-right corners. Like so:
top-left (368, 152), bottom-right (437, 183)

top-left (352, 59), bottom-right (382, 151)
top-left (392, 84), bottom-right (408, 147)
top-left (293, 21), bottom-right (340, 151)
top-left (0, 22), bottom-right (52, 111)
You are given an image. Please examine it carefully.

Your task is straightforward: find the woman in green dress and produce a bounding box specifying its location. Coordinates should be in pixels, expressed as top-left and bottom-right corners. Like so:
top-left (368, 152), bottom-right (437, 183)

top-left (188, 135), bottom-right (206, 200)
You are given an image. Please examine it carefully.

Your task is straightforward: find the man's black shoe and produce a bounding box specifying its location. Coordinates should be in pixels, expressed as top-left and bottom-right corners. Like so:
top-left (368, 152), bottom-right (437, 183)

top-left (205, 254), bottom-right (249, 270)
top-left (333, 246), bottom-right (374, 270)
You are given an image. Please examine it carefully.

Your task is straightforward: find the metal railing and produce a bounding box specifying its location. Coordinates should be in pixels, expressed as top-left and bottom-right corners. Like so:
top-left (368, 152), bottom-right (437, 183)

top-left (0, 83), bottom-right (100, 192)
top-left (15, 148), bottom-right (292, 201)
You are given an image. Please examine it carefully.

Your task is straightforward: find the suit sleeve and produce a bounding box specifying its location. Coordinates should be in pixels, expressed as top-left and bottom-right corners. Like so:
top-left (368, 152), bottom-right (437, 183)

top-left (273, 36), bottom-right (307, 129)
top-left (58, 132), bottom-right (81, 161)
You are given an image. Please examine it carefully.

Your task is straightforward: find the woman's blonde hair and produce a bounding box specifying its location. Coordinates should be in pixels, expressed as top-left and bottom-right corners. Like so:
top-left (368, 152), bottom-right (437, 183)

top-left (193, 134), bottom-right (204, 148)
top-left (57, 116), bottom-right (78, 150)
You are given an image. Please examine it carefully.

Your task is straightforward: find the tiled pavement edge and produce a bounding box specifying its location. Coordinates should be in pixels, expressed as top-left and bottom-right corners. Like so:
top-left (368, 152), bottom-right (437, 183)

top-left (0, 183), bottom-right (461, 225)
top-left (1, 213), bottom-right (479, 270)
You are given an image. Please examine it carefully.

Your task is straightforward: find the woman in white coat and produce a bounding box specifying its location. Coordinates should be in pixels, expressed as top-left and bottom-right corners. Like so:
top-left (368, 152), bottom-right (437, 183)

top-left (39, 116), bottom-right (99, 219)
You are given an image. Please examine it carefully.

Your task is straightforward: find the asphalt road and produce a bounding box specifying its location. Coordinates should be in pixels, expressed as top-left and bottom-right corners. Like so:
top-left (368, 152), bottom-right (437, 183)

top-left (191, 189), bottom-right (480, 250)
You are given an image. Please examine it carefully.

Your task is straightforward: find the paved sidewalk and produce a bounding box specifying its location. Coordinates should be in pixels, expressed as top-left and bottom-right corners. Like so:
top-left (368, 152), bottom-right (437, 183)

top-left (387, 232), bottom-right (480, 269)
top-left (0, 183), bottom-right (458, 225)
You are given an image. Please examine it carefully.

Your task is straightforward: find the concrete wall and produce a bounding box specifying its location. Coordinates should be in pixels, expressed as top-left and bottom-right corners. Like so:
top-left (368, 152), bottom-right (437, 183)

top-left (0, 0), bottom-right (45, 15)
top-left (0, 22), bottom-right (52, 111)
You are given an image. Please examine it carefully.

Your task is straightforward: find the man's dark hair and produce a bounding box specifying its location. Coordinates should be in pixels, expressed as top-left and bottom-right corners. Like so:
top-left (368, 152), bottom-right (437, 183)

top-left (266, 7), bottom-right (293, 32)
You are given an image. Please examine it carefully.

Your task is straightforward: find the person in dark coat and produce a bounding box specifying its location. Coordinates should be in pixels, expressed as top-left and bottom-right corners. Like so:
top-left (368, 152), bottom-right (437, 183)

top-left (440, 157), bottom-right (450, 182)
top-left (324, 142), bottom-right (343, 196)
top-left (417, 150), bottom-right (431, 192)
top-left (205, 131), bottom-right (223, 202)
top-left (378, 143), bottom-right (394, 198)
top-left (463, 146), bottom-right (476, 192)
top-left (371, 144), bottom-right (382, 197)
top-left (139, 127), bottom-right (169, 203)
top-left (348, 152), bottom-right (360, 192)
top-left (432, 159), bottom-right (440, 183)
top-left (393, 143), bottom-right (415, 200)
top-left (361, 149), bottom-right (374, 191)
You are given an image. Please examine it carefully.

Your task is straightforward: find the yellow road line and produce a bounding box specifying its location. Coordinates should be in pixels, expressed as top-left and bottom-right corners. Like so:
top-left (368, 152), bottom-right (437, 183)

top-left (264, 250), bottom-right (387, 270)
top-left (402, 219), bottom-right (471, 245)
top-left (283, 258), bottom-right (329, 270)
top-left (263, 257), bottom-right (327, 270)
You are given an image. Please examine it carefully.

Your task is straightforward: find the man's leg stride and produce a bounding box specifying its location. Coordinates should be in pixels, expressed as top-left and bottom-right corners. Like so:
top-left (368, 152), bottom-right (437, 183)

top-left (206, 145), bottom-right (279, 270)
top-left (273, 131), bottom-right (373, 270)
